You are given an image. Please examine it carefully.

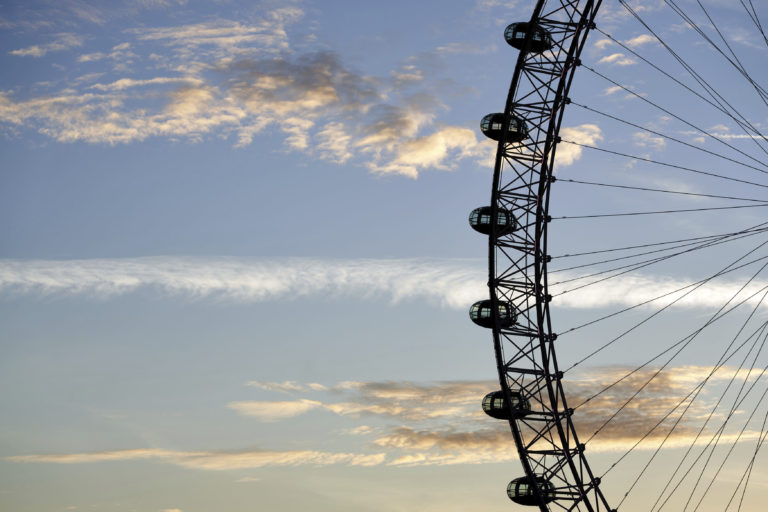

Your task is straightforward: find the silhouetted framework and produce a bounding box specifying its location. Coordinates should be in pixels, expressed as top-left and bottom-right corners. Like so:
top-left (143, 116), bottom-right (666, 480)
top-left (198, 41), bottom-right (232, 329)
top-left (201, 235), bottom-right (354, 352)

top-left (468, 1), bottom-right (615, 511)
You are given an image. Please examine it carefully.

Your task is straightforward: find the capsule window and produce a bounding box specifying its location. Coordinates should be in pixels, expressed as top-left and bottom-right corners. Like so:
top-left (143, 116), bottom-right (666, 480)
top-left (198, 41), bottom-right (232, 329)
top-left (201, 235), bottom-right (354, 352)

top-left (504, 22), bottom-right (553, 53)
top-left (482, 390), bottom-right (531, 420)
top-left (469, 300), bottom-right (517, 329)
top-left (480, 113), bottom-right (528, 143)
top-left (507, 476), bottom-right (556, 505)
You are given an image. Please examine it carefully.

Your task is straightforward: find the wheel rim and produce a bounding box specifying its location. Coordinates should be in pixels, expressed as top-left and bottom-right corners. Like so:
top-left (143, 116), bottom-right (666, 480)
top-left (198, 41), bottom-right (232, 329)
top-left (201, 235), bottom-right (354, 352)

top-left (483, 1), bottom-right (612, 510)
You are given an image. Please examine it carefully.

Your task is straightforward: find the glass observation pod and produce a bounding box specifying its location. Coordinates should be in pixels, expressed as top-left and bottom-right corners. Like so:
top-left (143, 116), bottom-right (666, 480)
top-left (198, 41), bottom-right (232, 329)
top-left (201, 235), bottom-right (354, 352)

top-left (480, 113), bottom-right (529, 143)
top-left (504, 22), bottom-right (554, 53)
top-left (482, 390), bottom-right (531, 419)
top-left (468, 206), bottom-right (517, 236)
top-left (469, 300), bottom-right (517, 329)
top-left (507, 476), bottom-right (556, 506)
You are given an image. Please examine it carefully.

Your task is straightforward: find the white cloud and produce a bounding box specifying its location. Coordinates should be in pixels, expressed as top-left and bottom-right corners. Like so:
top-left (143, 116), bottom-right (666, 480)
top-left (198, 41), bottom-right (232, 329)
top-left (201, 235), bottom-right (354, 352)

top-left (127, 11), bottom-right (302, 56)
top-left (0, 257), bottom-right (486, 309)
top-left (9, 33), bottom-right (83, 57)
top-left (593, 38), bottom-right (614, 50)
top-left (7, 448), bottom-right (387, 470)
top-left (555, 124), bottom-right (603, 167)
top-left (2, 256), bottom-right (765, 313)
top-left (0, 87), bottom-right (246, 144)
top-left (625, 34), bottom-right (655, 47)
top-left (246, 381), bottom-right (323, 393)
top-left (596, 52), bottom-right (637, 66)
top-left (434, 42), bottom-right (490, 55)
top-left (316, 122), bottom-right (354, 163)
top-left (227, 399), bottom-right (323, 421)
top-left (552, 272), bottom-right (768, 311)
top-left (88, 77), bottom-right (203, 91)
top-left (0, 7), bottom-right (492, 177)
top-left (366, 126), bottom-right (492, 179)
top-left (633, 131), bottom-right (666, 150)
top-left (391, 64), bottom-right (424, 85)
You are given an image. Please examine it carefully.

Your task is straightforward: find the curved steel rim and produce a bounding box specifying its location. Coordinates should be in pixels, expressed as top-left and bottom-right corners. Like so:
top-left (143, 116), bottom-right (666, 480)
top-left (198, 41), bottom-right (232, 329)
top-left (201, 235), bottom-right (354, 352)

top-left (486, 1), bottom-right (611, 510)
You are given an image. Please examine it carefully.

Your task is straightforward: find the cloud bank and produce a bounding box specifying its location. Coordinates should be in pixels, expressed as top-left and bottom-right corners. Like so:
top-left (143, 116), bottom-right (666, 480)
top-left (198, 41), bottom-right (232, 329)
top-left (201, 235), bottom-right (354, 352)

top-left (10, 366), bottom-right (765, 470)
top-left (0, 6), bottom-right (600, 178)
top-left (0, 7), bottom-right (500, 178)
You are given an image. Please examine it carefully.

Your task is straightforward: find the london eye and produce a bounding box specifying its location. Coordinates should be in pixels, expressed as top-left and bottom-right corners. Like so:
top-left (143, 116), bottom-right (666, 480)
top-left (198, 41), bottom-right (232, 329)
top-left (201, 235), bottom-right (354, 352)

top-left (469, 1), bottom-right (768, 510)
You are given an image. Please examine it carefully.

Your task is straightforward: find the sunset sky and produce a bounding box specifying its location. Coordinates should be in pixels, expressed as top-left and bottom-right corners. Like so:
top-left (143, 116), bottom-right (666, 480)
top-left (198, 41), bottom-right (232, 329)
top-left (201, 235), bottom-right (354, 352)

top-left (2, 1), bottom-right (768, 511)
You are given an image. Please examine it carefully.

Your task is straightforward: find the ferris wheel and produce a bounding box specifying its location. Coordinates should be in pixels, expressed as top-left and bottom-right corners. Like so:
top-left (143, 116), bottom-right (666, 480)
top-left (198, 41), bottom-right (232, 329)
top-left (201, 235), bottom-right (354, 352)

top-left (468, 1), bottom-right (768, 510)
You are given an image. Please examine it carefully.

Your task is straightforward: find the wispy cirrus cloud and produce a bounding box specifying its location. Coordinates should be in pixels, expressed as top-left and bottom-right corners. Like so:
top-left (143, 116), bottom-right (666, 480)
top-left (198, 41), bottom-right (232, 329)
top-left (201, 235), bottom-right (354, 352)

top-left (633, 130), bottom-right (667, 150)
top-left (227, 399), bottom-right (323, 421)
top-left (126, 12), bottom-right (301, 56)
top-left (246, 381), bottom-right (328, 393)
top-left (2, 256), bottom-right (767, 313)
top-left (9, 33), bottom-right (83, 57)
top-left (8, 447), bottom-right (386, 470)
top-left (88, 76), bottom-right (203, 91)
top-left (0, 257), bottom-right (485, 309)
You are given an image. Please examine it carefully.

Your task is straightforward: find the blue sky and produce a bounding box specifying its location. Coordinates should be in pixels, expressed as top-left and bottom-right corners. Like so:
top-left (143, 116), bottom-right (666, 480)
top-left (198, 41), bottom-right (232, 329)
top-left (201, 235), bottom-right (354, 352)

top-left (2, 1), bottom-right (768, 511)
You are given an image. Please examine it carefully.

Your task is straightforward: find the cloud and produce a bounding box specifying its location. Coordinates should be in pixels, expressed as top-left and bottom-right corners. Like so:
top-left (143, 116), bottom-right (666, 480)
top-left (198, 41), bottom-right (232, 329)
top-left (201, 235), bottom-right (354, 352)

top-left (77, 42), bottom-right (137, 68)
top-left (555, 124), bottom-right (603, 167)
top-left (625, 34), bottom-right (655, 47)
top-left (227, 399), bottom-right (323, 421)
top-left (593, 38), bottom-right (614, 50)
top-left (235, 380), bottom-right (490, 422)
top-left (127, 11), bottom-right (302, 56)
top-left (0, 8), bottom-right (490, 177)
top-left (8, 448), bottom-right (387, 470)
top-left (434, 42), bottom-right (491, 55)
top-left (88, 77), bottom-right (203, 91)
top-left (0, 257), bottom-right (486, 309)
top-left (246, 381), bottom-right (327, 393)
top-left (3, 256), bottom-right (766, 313)
top-left (391, 64), bottom-right (424, 86)
top-left (366, 126), bottom-right (492, 178)
top-left (596, 52), bottom-right (637, 66)
top-left (239, 370), bottom-right (761, 454)
top-left (346, 369), bottom-right (767, 466)
top-left (0, 87), bottom-right (245, 144)
top-left (552, 271), bottom-right (768, 311)
top-left (235, 477), bottom-right (261, 483)
top-left (316, 122), bottom-right (354, 163)
top-left (9, 366), bottom-right (764, 470)
top-left (633, 131), bottom-right (666, 150)
top-left (9, 33), bottom-right (83, 57)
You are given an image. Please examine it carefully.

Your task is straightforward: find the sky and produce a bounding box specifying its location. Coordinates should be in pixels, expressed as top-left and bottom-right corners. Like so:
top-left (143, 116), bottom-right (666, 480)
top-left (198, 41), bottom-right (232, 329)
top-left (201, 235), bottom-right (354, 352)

top-left (1, 1), bottom-right (768, 511)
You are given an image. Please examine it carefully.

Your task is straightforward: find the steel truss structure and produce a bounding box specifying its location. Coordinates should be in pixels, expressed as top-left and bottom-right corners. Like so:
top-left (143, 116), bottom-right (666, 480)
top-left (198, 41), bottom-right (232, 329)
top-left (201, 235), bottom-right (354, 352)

top-left (484, 0), bottom-right (615, 510)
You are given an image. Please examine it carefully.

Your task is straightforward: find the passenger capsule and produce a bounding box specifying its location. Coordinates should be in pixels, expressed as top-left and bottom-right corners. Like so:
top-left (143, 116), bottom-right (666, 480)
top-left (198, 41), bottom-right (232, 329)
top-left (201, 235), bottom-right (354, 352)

top-left (469, 206), bottom-right (517, 236)
top-left (507, 476), bottom-right (556, 505)
top-left (480, 113), bottom-right (529, 143)
top-left (469, 300), bottom-right (517, 329)
top-left (482, 390), bottom-right (531, 419)
top-left (504, 22), bottom-right (554, 53)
